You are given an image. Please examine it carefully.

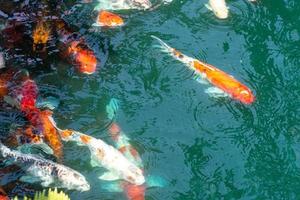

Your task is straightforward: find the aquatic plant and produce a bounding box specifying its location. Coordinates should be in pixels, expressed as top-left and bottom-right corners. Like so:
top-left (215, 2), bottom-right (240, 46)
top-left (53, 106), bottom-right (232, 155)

top-left (13, 188), bottom-right (70, 200)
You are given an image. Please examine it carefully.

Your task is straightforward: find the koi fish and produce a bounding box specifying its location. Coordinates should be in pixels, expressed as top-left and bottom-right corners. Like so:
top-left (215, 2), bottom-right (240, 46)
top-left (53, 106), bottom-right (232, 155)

top-left (151, 36), bottom-right (255, 104)
top-left (105, 99), bottom-right (165, 200)
top-left (56, 19), bottom-right (97, 74)
top-left (32, 20), bottom-right (51, 52)
top-left (205, 0), bottom-right (229, 19)
top-left (4, 73), bottom-right (63, 161)
top-left (54, 127), bottom-right (145, 185)
top-left (93, 10), bottom-right (124, 27)
top-left (94, 0), bottom-right (152, 11)
top-left (108, 123), bottom-right (145, 200)
top-left (0, 143), bottom-right (90, 191)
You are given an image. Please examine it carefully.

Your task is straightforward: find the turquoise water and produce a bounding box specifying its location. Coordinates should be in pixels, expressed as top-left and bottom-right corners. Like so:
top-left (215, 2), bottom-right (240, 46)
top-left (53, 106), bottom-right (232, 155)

top-left (1, 0), bottom-right (300, 199)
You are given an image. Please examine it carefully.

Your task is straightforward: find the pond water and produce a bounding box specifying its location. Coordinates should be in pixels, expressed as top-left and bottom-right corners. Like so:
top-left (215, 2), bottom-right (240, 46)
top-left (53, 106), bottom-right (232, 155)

top-left (0, 0), bottom-right (300, 199)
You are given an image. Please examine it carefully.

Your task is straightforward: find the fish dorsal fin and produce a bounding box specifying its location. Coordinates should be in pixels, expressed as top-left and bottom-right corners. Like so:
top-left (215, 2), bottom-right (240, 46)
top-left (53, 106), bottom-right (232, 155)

top-left (99, 171), bottom-right (120, 181)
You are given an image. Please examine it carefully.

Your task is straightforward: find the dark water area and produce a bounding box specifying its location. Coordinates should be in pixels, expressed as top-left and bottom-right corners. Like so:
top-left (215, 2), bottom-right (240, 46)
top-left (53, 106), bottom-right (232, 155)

top-left (0, 0), bottom-right (299, 199)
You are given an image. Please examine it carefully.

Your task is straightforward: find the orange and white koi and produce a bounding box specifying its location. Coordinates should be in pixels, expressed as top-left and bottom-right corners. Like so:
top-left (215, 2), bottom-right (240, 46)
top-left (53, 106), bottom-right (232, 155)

top-left (53, 126), bottom-right (145, 185)
top-left (93, 10), bottom-right (124, 27)
top-left (152, 36), bottom-right (255, 104)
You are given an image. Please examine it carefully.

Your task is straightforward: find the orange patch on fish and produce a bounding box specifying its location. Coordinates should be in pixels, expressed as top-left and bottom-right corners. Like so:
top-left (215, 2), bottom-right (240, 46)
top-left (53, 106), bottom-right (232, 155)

top-left (61, 129), bottom-right (73, 139)
top-left (97, 11), bottom-right (124, 27)
top-left (119, 146), bottom-right (127, 154)
top-left (40, 110), bottom-right (63, 161)
top-left (193, 60), bottom-right (255, 104)
top-left (69, 41), bottom-right (97, 74)
top-left (32, 21), bottom-right (51, 52)
top-left (80, 135), bottom-right (92, 144)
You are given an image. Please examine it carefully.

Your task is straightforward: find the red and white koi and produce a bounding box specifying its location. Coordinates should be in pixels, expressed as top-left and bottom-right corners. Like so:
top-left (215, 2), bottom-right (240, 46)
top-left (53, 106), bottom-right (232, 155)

top-left (54, 127), bottom-right (145, 186)
top-left (108, 123), bottom-right (145, 200)
top-left (152, 36), bottom-right (255, 104)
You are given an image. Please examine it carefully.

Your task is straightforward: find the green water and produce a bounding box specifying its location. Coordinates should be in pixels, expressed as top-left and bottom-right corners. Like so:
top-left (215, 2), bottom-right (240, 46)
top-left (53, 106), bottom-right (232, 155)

top-left (2, 0), bottom-right (300, 199)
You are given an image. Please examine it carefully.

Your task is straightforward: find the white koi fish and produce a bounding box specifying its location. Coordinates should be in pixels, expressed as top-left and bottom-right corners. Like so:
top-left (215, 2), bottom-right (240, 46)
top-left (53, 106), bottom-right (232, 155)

top-left (0, 143), bottom-right (90, 191)
top-left (205, 0), bottom-right (229, 19)
top-left (56, 128), bottom-right (145, 186)
top-left (94, 0), bottom-right (152, 11)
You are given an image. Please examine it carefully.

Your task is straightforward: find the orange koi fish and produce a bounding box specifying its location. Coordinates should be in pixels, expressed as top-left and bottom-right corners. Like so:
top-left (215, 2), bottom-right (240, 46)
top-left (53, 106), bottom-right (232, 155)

top-left (32, 20), bottom-right (51, 52)
top-left (152, 36), bottom-right (255, 104)
top-left (56, 19), bottom-right (97, 74)
top-left (93, 10), bottom-right (124, 27)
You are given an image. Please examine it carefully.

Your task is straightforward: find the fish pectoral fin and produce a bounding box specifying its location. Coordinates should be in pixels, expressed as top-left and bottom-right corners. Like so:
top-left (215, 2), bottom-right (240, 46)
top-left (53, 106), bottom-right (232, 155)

top-left (205, 4), bottom-right (212, 11)
top-left (193, 74), bottom-right (209, 85)
top-left (90, 155), bottom-right (99, 167)
top-left (205, 87), bottom-right (229, 98)
top-left (36, 96), bottom-right (60, 110)
top-left (146, 175), bottom-right (168, 188)
top-left (99, 171), bottom-right (120, 181)
top-left (20, 175), bottom-right (41, 184)
top-left (18, 143), bottom-right (54, 155)
top-left (102, 182), bottom-right (123, 192)
top-left (3, 96), bottom-right (20, 109)
top-left (40, 178), bottom-right (54, 187)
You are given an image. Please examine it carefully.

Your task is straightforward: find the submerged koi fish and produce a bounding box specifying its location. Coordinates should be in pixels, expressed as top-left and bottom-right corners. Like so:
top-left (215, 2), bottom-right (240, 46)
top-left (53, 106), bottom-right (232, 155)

top-left (4, 73), bottom-right (63, 161)
top-left (105, 99), bottom-right (165, 200)
top-left (93, 10), bottom-right (124, 27)
top-left (0, 143), bottom-right (90, 191)
top-left (54, 126), bottom-right (145, 185)
top-left (56, 19), bottom-right (97, 74)
top-left (205, 0), bottom-right (229, 19)
top-left (109, 123), bottom-right (145, 200)
top-left (152, 36), bottom-right (255, 104)
top-left (32, 20), bottom-right (51, 52)
top-left (94, 0), bottom-right (152, 11)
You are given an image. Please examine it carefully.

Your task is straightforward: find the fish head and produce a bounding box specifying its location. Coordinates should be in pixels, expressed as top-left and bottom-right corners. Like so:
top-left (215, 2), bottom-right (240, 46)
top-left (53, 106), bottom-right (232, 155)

top-left (209, 0), bottom-right (229, 19)
top-left (69, 42), bottom-right (97, 75)
top-left (213, 8), bottom-right (228, 19)
top-left (234, 87), bottom-right (255, 104)
top-left (132, 0), bottom-right (152, 10)
top-left (60, 171), bottom-right (90, 192)
top-left (125, 165), bottom-right (145, 185)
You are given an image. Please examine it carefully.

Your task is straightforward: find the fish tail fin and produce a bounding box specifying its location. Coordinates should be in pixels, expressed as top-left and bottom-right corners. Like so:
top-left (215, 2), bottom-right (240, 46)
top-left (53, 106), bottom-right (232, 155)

top-left (151, 35), bottom-right (174, 54)
top-left (151, 35), bottom-right (194, 65)
top-left (146, 175), bottom-right (168, 188)
top-left (106, 98), bottom-right (120, 120)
